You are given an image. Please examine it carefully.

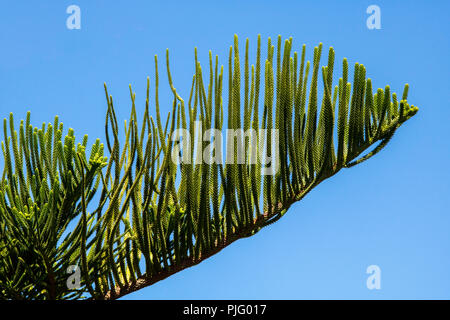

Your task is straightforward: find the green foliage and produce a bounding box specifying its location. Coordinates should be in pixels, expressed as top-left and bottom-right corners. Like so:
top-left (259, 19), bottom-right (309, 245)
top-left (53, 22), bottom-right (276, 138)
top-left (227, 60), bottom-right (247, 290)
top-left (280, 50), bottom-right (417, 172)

top-left (0, 35), bottom-right (418, 300)
top-left (0, 113), bottom-right (107, 299)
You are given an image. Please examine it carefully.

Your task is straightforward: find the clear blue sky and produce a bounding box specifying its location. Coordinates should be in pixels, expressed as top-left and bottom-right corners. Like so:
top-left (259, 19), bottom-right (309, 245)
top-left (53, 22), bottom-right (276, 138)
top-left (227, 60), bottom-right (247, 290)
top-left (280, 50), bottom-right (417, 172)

top-left (0, 0), bottom-right (448, 299)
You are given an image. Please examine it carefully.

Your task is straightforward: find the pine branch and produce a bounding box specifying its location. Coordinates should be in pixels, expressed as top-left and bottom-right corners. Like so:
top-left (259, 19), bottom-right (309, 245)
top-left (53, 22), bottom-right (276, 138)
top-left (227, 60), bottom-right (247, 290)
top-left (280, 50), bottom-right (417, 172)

top-left (0, 35), bottom-right (419, 300)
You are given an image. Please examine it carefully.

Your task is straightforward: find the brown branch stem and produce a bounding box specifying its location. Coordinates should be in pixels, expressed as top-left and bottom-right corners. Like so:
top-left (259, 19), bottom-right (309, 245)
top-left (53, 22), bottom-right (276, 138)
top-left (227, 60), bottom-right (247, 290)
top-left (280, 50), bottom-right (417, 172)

top-left (100, 173), bottom-right (328, 300)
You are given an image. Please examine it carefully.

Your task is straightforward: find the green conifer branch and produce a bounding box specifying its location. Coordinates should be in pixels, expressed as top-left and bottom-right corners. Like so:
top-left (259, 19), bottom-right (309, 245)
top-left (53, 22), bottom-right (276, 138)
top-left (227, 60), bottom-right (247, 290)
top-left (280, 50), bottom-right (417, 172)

top-left (0, 35), bottom-right (418, 300)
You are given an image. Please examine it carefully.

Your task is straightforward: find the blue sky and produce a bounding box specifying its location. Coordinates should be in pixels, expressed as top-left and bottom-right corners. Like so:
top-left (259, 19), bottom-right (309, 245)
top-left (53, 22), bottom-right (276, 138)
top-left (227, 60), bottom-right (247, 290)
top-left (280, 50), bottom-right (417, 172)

top-left (0, 0), bottom-right (449, 299)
